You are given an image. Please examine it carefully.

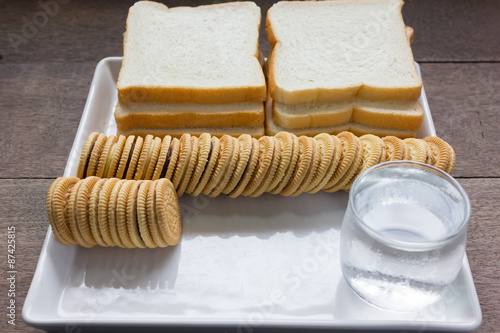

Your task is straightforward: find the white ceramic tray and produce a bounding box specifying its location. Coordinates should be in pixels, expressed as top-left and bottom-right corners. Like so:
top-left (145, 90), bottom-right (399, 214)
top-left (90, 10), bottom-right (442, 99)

top-left (23, 57), bottom-right (481, 332)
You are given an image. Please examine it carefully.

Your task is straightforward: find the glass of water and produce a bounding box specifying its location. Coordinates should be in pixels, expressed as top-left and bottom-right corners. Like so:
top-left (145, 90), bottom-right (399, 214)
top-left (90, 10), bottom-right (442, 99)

top-left (340, 160), bottom-right (470, 311)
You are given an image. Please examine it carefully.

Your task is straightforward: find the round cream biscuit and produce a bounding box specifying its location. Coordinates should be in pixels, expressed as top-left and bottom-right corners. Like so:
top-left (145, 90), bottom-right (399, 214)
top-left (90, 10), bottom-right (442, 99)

top-left (250, 136), bottom-right (281, 197)
top-left (186, 133), bottom-right (211, 195)
top-left (147, 180), bottom-right (169, 247)
top-left (223, 134), bottom-right (252, 195)
top-left (126, 180), bottom-right (147, 248)
top-left (86, 133), bottom-right (107, 177)
top-left (47, 177), bottom-right (79, 245)
top-left (381, 136), bottom-right (408, 162)
top-left (242, 135), bottom-right (274, 196)
top-left (210, 136), bottom-right (240, 197)
top-left (423, 136), bottom-right (451, 171)
top-left (134, 134), bottom-right (154, 180)
top-left (267, 132), bottom-right (294, 193)
top-left (77, 132), bottom-right (99, 178)
top-left (97, 178), bottom-right (121, 247)
top-left (228, 137), bottom-right (260, 198)
top-left (178, 135), bottom-right (200, 196)
top-left (155, 179), bottom-right (182, 246)
top-left (96, 135), bottom-right (117, 178)
top-left (305, 133), bottom-right (335, 193)
top-left (443, 140), bottom-right (456, 174)
top-left (105, 135), bottom-right (127, 178)
top-left (136, 181), bottom-right (157, 248)
top-left (67, 178), bottom-right (93, 248)
top-left (152, 135), bottom-right (172, 180)
top-left (269, 134), bottom-right (299, 195)
top-left (308, 134), bottom-right (341, 194)
top-left (191, 136), bottom-right (221, 197)
top-left (144, 137), bottom-right (162, 180)
top-left (342, 134), bottom-right (383, 190)
top-left (403, 138), bottom-right (428, 163)
top-left (164, 138), bottom-right (181, 181)
top-left (87, 178), bottom-right (108, 246)
top-left (125, 136), bottom-right (144, 180)
top-left (172, 133), bottom-right (192, 191)
top-left (291, 137), bottom-right (321, 196)
top-left (115, 135), bottom-right (136, 179)
top-left (75, 176), bottom-right (101, 247)
top-left (108, 179), bottom-right (127, 248)
top-left (115, 180), bottom-right (137, 248)
top-left (280, 136), bottom-right (313, 196)
top-left (203, 135), bottom-right (234, 196)
top-left (323, 131), bottom-right (360, 191)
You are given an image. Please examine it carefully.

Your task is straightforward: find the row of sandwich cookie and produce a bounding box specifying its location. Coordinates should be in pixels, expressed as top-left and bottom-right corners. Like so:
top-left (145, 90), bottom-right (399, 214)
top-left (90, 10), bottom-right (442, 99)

top-left (47, 177), bottom-right (181, 248)
top-left (78, 131), bottom-right (455, 197)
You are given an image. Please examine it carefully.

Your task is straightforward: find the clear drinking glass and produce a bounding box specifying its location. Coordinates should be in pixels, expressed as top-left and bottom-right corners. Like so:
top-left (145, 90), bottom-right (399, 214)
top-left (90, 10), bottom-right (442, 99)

top-left (340, 161), bottom-right (471, 311)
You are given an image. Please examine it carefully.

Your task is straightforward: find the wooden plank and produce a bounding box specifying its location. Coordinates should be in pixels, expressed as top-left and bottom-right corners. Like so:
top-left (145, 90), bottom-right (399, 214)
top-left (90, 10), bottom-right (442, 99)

top-left (1, 0), bottom-right (500, 64)
top-left (420, 63), bottom-right (500, 178)
top-left (0, 178), bottom-right (498, 332)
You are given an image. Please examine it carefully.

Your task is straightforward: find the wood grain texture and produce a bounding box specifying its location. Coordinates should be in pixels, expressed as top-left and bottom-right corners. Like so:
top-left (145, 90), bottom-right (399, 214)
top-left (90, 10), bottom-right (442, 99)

top-left (420, 63), bottom-right (500, 178)
top-left (0, 178), bottom-right (499, 332)
top-left (2, 0), bottom-right (500, 64)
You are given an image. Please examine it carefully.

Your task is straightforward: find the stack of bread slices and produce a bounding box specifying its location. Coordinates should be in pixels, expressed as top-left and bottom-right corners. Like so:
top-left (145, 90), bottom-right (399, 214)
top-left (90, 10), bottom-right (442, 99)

top-left (265, 0), bottom-right (424, 138)
top-left (115, 1), bottom-right (267, 138)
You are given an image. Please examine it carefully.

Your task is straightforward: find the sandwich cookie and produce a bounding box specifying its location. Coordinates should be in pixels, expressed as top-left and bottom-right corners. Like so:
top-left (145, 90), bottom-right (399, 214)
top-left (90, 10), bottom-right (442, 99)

top-left (242, 135), bottom-right (275, 196)
top-left (327, 136), bottom-right (363, 192)
top-left (136, 181), bottom-right (158, 248)
top-left (291, 137), bottom-right (321, 196)
top-left (133, 134), bottom-right (154, 180)
top-left (280, 136), bottom-right (313, 196)
top-left (342, 134), bottom-right (383, 190)
top-left (172, 133), bottom-right (192, 191)
top-left (46, 177), bottom-right (80, 245)
top-left (203, 135), bottom-right (234, 196)
top-left (186, 133), bottom-right (211, 195)
top-left (381, 136), bottom-right (408, 162)
top-left (308, 135), bottom-right (342, 193)
top-left (191, 136), bottom-right (221, 197)
top-left (97, 178), bottom-right (121, 247)
top-left (323, 132), bottom-right (360, 192)
top-left (115, 180), bottom-right (137, 248)
top-left (164, 137), bottom-right (181, 181)
top-left (267, 132), bottom-right (294, 193)
top-left (125, 135), bottom-right (144, 180)
top-left (115, 135), bottom-right (136, 179)
top-left (152, 135), bottom-right (173, 180)
top-left (67, 178), bottom-right (93, 248)
top-left (147, 180), bottom-right (169, 247)
top-left (210, 136), bottom-right (240, 197)
top-left (95, 135), bottom-right (117, 178)
top-left (107, 179), bottom-right (127, 248)
top-left (88, 178), bottom-right (109, 247)
top-left (126, 180), bottom-right (147, 248)
top-left (250, 136), bottom-right (281, 197)
top-left (155, 179), bottom-right (182, 246)
top-left (269, 134), bottom-right (299, 195)
top-left (223, 134), bottom-right (253, 195)
top-left (105, 135), bottom-right (127, 178)
top-left (306, 133), bottom-right (336, 194)
top-left (228, 137), bottom-right (260, 198)
top-left (423, 136), bottom-right (451, 171)
top-left (77, 132), bottom-right (99, 178)
top-left (403, 138), bottom-right (427, 163)
top-left (177, 135), bottom-right (200, 196)
top-left (86, 133), bottom-right (107, 177)
top-left (75, 176), bottom-right (101, 247)
top-left (144, 137), bottom-right (162, 180)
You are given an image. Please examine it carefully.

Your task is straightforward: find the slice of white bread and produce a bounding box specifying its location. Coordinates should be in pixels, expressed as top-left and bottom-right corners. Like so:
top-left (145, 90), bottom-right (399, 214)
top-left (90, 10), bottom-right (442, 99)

top-left (266, 0), bottom-right (422, 104)
top-left (115, 102), bottom-right (264, 132)
top-left (265, 100), bottom-right (416, 138)
top-left (272, 99), bottom-right (423, 130)
top-left (118, 126), bottom-right (265, 139)
top-left (116, 1), bottom-right (266, 105)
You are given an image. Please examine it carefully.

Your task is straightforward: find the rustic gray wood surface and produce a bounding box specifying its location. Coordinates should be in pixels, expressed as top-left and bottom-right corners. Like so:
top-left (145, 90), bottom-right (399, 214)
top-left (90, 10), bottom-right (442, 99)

top-left (0, 1), bottom-right (498, 332)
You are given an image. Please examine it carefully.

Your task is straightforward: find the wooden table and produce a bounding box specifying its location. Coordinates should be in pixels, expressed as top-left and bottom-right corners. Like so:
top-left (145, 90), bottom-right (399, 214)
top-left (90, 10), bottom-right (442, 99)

top-left (1, 0), bottom-right (498, 332)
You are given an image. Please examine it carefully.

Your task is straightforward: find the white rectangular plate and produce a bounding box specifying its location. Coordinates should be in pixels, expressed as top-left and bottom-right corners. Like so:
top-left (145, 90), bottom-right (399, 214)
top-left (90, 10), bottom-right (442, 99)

top-left (23, 58), bottom-right (481, 332)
